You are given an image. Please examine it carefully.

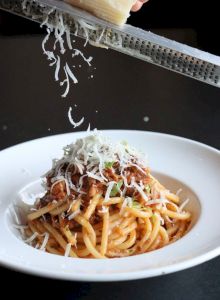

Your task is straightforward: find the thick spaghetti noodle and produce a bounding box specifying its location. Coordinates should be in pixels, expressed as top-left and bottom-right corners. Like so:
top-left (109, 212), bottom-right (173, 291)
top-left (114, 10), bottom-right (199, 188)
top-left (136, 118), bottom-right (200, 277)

top-left (23, 134), bottom-right (191, 258)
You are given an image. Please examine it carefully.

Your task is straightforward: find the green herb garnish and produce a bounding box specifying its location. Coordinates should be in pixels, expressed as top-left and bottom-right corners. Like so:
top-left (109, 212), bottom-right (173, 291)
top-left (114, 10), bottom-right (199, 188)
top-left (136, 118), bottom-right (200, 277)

top-left (110, 180), bottom-right (123, 197)
top-left (104, 161), bottom-right (114, 169)
top-left (145, 184), bottom-right (151, 194)
top-left (131, 199), bottom-right (142, 209)
top-left (131, 198), bottom-right (147, 211)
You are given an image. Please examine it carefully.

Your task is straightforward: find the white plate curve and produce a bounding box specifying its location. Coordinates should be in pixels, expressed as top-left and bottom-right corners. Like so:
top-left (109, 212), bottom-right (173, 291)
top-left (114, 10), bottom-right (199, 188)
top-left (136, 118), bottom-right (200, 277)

top-left (0, 130), bottom-right (220, 281)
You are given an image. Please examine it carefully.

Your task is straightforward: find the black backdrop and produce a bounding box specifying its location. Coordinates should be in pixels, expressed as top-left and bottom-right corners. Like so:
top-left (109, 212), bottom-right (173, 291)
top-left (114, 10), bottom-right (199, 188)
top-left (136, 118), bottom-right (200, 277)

top-left (0, 1), bottom-right (220, 299)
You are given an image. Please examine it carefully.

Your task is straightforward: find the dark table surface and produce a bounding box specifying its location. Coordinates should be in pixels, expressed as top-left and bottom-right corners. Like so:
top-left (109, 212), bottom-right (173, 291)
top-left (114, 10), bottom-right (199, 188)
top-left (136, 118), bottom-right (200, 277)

top-left (0, 11), bottom-right (220, 300)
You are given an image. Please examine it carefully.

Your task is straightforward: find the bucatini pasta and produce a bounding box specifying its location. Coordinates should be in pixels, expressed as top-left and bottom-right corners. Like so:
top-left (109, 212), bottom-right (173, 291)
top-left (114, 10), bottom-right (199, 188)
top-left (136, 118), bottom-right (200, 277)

top-left (22, 133), bottom-right (191, 258)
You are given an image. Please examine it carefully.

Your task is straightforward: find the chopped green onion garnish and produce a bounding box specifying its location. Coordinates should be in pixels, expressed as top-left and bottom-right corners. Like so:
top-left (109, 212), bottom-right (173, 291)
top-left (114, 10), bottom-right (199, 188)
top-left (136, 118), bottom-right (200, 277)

top-left (110, 180), bottom-right (123, 197)
top-left (131, 200), bottom-right (142, 209)
top-left (104, 161), bottom-right (114, 169)
top-left (145, 184), bottom-right (151, 194)
top-left (131, 198), bottom-right (147, 211)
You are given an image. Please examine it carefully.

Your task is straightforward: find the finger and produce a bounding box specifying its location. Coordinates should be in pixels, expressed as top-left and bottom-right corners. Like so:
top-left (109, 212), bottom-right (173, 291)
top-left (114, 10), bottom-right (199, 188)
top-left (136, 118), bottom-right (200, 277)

top-left (131, 0), bottom-right (149, 12)
top-left (131, 2), bottom-right (143, 12)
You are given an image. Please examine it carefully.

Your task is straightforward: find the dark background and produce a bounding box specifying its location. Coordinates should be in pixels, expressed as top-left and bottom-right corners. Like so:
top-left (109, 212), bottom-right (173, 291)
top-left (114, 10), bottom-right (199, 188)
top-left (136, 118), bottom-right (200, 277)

top-left (0, 0), bottom-right (220, 299)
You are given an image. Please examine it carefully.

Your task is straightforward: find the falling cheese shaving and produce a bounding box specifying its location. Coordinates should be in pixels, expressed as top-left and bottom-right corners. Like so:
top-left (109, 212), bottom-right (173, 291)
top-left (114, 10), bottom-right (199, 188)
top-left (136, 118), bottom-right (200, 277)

top-left (55, 55), bottom-right (61, 81)
top-left (72, 49), bottom-right (93, 66)
top-left (36, 7), bottom-right (94, 98)
top-left (68, 106), bottom-right (85, 128)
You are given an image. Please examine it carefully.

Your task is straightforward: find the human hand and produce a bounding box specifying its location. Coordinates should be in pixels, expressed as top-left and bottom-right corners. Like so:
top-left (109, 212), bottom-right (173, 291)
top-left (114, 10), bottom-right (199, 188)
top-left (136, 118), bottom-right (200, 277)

top-left (131, 0), bottom-right (149, 12)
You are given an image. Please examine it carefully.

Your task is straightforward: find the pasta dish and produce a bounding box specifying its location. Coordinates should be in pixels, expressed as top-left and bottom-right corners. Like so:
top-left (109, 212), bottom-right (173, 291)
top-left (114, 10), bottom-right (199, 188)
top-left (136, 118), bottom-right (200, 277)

top-left (23, 133), bottom-right (191, 258)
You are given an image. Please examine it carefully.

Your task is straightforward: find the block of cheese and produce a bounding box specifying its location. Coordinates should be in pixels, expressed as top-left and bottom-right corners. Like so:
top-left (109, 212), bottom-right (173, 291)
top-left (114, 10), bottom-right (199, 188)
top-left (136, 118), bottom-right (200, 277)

top-left (65, 0), bottom-right (136, 25)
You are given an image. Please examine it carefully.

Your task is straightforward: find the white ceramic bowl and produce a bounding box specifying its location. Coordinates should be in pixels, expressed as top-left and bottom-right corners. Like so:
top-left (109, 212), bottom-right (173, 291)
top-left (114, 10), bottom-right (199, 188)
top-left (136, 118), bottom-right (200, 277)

top-left (0, 130), bottom-right (220, 281)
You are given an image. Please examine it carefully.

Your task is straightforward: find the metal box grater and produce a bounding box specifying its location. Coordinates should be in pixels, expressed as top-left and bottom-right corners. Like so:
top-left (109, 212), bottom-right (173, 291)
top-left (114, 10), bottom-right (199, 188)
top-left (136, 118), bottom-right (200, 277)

top-left (1, 0), bottom-right (220, 88)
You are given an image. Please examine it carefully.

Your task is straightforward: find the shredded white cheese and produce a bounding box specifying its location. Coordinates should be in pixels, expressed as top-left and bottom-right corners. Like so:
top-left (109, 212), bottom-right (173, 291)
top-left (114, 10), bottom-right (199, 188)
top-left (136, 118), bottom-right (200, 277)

top-left (87, 123), bottom-right (91, 132)
top-left (179, 198), bottom-right (190, 212)
top-left (66, 28), bottom-right (73, 50)
top-left (68, 106), bottom-right (84, 128)
top-left (176, 188), bottom-right (183, 196)
top-left (98, 206), bottom-right (109, 214)
top-left (60, 65), bottom-right (70, 98)
top-left (13, 224), bottom-right (28, 229)
top-left (35, 243), bottom-right (40, 249)
top-left (147, 199), bottom-right (169, 206)
top-left (120, 197), bottom-right (132, 215)
top-left (38, 8), bottom-right (95, 98)
top-left (24, 232), bottom-right (38, 243)
top-left (104, 181), bottom-right (116, 202)
top-left (13, 224), bottom-right (28, 237)
top-left (72, 49), bottom-right (93, 66)
top-left (39, 232), bottom-right (50, 251)
top-left (132, 180), bottom-right (148, 202)
top-left (68, 208), bottom-right (81, 220)
top-left (55, 55), bottom-right (61, 81)
top-left (67, 200), bottom-right (76, 213)
top-left (50, 133), bottom-right (148, 200)
top-left (65, 63), bottom-right (78, 84)
top-left (165, 215), bottom-right (174, 223)
top-left (78, 174), bottom-right (88, 192)
top-left (64, 243), bottom-right (72, 257)
top-left (86, 171), bottom-right (105, 182)
top-left (50, 177), bottom-right (70, 196)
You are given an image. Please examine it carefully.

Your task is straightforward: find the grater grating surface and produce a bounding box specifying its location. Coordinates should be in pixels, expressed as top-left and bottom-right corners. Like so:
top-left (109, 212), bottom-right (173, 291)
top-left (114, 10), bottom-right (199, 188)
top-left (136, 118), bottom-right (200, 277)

top-left (1, 0), bottom-right (220, 88)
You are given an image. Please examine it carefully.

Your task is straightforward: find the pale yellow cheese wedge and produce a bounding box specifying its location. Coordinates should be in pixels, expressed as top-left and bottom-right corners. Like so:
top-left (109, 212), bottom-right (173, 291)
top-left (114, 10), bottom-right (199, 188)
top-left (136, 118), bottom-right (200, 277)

top-left (65, 0), bottom-right (136, 25)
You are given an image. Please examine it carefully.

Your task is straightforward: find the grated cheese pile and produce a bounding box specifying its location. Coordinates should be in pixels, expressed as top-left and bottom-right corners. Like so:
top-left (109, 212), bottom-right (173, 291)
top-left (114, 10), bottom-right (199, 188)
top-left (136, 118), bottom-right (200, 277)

top-left (47, 132), bottom-right (148, 197)
top-left (44, 132), bottom-right (190, 218)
